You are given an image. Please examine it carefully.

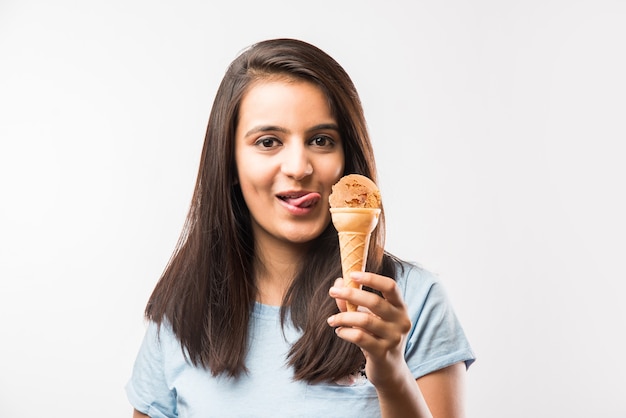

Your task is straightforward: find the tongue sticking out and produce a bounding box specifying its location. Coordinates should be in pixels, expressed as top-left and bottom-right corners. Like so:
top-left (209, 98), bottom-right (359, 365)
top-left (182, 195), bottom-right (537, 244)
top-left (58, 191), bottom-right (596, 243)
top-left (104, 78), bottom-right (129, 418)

top-left (282, 193), bottom-right (321, 209)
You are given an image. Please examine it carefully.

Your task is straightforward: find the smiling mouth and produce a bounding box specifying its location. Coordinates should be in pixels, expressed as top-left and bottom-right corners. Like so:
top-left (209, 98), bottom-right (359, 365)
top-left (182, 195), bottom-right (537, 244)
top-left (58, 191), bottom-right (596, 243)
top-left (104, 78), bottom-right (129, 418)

top-left (277, 192), bottom-right (321, 209)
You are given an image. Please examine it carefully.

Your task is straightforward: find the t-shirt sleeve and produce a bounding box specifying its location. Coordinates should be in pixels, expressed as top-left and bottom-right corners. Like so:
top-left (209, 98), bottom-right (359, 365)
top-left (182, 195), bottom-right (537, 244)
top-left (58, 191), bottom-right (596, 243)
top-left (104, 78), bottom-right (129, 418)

top-left (126, 321), bottom-right (178, 418)
top-left (400, 263), bottom-right (476, 379)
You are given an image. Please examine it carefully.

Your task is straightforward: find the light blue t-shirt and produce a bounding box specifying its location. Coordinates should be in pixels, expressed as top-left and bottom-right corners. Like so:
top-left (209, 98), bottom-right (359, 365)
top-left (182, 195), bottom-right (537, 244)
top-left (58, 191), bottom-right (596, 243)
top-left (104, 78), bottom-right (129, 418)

top-left (126, 262), bottom-right (475, 418)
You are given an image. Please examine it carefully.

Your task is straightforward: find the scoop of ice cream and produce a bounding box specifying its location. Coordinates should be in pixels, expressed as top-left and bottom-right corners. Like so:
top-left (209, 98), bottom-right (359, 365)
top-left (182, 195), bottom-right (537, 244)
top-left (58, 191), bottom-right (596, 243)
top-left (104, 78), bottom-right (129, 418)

top-left (329, 174), bottom-right (381, 209)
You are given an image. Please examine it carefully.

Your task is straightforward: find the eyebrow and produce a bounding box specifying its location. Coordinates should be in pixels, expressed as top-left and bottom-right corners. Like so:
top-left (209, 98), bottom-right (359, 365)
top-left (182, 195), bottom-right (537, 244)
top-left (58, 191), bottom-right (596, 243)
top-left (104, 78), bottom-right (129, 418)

top-left (244, 123), bottom-right (340, 138)
top-left (244, 125), bottom-right (287, 137)
top-left (309, 123), bottom-right (340, 133)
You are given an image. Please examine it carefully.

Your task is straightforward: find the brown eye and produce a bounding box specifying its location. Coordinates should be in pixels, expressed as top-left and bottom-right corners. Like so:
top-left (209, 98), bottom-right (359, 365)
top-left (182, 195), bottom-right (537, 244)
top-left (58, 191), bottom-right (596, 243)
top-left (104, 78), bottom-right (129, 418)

top-left (310, 135), bottom-right (334, 147)
top-left (255, 137), bottom-right (281, 148)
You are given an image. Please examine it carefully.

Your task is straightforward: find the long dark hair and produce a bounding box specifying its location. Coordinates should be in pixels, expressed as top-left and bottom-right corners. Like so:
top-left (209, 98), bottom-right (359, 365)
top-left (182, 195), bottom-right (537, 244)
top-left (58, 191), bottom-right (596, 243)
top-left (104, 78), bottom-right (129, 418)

top-left (146, 38), bottom-right (396, 383)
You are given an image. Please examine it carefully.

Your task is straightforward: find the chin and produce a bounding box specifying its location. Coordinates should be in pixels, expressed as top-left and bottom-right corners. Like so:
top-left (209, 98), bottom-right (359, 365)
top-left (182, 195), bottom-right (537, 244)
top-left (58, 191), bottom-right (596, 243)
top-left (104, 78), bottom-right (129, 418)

top-left (282, 226), bottom-right (326, 245)
top-left (283, 233), bottom-right (320, 245)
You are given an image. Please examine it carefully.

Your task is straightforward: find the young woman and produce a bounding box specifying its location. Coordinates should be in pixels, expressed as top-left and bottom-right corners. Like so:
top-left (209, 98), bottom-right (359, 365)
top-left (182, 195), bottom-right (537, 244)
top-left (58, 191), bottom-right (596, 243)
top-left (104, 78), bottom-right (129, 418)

top-left (127, 38), bottom-right (474, 418)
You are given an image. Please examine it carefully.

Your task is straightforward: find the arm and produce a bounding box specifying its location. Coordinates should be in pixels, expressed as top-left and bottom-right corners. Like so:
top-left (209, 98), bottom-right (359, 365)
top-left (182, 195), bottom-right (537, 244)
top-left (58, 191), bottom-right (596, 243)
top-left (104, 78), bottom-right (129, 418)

top-left (133, 410), bottom-right (149, 418)
top-left (417, 362), bottom-right (467, 418)
top-left (371, 362), bottom-right (466, 418)
top-left (328, 273), bottom-right (468, 418)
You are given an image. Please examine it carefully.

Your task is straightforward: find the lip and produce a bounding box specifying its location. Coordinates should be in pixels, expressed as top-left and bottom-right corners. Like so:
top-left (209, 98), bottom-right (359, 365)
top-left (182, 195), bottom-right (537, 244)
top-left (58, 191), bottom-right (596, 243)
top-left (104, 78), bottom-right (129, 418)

top-left (276, 190), bottom-right (323, 215)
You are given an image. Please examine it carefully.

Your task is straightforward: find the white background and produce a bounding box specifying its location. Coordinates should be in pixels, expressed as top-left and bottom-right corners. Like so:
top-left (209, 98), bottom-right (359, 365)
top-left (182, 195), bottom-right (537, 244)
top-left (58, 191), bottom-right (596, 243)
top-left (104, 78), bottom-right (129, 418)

top-left (1, 0), bottom-right (625, 417)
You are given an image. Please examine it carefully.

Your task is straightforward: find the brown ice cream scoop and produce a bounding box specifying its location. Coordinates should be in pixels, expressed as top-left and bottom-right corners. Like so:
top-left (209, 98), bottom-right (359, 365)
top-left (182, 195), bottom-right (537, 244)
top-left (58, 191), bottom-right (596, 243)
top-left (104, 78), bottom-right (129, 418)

top-left (329, 174), bottom-right (381, 312)
top-left (328, 174), bottom-right (381, 209)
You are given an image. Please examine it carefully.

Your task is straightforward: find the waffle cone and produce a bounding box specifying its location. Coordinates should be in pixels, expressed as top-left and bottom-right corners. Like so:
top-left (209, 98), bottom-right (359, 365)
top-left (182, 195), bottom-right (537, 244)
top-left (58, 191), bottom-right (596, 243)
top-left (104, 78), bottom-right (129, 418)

top-left (330, 208), bottom-right (381, 312)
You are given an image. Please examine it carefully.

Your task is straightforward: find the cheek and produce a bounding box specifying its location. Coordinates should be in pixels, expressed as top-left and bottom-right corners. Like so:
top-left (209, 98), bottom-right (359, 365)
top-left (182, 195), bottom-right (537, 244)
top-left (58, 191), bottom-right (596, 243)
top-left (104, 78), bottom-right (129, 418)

top-left (236, 159), bottom-right (274, 201)
top-left (238, 174), bottom-right (262, 201)
top-left (237, 180), bottom-right (266, 217)
top-left (324, 154), bottom-right (345, 182)
top-left (235, 151), bottom-right (261, 188)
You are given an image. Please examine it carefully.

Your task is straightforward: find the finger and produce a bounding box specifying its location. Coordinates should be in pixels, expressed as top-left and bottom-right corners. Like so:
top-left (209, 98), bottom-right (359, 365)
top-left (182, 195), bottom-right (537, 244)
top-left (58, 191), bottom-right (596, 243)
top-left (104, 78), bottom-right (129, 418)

top-left (332, 324), bottom-right (383, 355)
top-left (335, 320), bottom-right (402, 358)
top-left (350, 272), bottom-right (406, 309)
top-left (331, 275), bottom-right (412, 336)
top-left (330, 283), bottom-right (393, 319)
top-left (328, 310), bottom-right (398, 342)
top-left (329, 277), bottom-right (347, 312)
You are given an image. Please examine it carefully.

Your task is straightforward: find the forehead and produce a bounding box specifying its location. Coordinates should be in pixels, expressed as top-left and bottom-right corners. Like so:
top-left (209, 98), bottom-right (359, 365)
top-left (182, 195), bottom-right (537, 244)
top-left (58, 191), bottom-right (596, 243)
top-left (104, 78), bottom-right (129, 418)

top-left (237, 78), bottom-right (335, 127)
top-left (245, 71), bottom-right (333, 104)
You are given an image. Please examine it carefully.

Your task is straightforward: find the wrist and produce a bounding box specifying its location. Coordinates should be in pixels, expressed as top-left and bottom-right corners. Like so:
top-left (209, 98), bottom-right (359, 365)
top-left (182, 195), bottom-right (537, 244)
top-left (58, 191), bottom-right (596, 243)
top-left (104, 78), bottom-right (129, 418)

top-left (374, 367), bottom-right (431, 418)
top-left (371, 362), bottom-right (416, 397)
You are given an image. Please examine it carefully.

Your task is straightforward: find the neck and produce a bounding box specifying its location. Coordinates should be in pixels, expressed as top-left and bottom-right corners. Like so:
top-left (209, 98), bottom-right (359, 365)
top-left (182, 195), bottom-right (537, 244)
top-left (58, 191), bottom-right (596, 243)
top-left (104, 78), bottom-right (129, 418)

top-left (254, 237), bottom-right (309, 306)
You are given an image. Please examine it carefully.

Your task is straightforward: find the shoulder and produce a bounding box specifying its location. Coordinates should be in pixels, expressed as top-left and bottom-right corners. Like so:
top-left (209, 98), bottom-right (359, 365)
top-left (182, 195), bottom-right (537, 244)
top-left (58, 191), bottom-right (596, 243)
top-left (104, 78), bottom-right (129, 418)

top-left (391, 259), bottom-right (476, 377)
top-left (145, 318), bottom-right (177, 345)
top-left (390, 257), bottom-right (460, 324)
top-left (134, 318), bottom-right (182, 370)
top-left (391, 258), bottom-right (440, 299)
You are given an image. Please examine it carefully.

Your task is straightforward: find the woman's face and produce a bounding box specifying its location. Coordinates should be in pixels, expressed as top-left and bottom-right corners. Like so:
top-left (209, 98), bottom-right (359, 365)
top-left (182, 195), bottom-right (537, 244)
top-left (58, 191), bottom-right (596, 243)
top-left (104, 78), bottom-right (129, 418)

top-left (235, 78), bottom-right (344, 249)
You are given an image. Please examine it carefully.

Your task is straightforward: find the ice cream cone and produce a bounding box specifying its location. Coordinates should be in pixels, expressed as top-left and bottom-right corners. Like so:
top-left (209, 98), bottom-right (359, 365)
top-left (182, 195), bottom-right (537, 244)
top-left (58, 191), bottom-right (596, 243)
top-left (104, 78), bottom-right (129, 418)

top-left (330, 208), bottom-right (381, 312)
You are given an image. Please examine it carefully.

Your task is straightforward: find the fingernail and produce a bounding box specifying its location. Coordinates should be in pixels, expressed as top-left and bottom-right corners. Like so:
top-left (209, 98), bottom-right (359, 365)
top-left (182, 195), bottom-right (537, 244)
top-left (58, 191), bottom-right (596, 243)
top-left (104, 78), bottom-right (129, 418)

top-left (329, 287), bottom-right (339, 297)
top-left (350, 272), bottom-right (364, 281)
top-left (327, 315), bottom-right (335, 325)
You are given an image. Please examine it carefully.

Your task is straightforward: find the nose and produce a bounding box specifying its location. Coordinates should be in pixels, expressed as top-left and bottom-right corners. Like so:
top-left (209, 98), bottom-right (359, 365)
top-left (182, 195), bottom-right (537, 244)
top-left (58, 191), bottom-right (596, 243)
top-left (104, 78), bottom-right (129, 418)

top-left (281, 142), bottom-right (313, 180)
